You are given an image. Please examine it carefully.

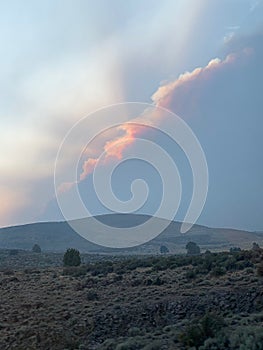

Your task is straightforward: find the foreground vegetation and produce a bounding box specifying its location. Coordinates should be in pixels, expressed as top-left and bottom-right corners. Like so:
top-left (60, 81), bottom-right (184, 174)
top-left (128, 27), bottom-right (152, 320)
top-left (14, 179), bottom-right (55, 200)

top-left (0, 247), bottom-right (263, 349)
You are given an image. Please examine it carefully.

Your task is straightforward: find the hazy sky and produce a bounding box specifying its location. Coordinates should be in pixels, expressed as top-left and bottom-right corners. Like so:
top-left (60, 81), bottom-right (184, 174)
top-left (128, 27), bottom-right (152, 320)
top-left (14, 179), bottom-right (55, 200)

top-left (1, 0), bottom-right (262, 230)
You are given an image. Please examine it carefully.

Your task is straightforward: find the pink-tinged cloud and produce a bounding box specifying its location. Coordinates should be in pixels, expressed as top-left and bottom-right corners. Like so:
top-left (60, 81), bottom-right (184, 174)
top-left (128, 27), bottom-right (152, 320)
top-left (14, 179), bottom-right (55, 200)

top-left (68, 48), bottom-right (254, 185)
top-left (80, 158), bottom-right (98, 180)
top-left (151, 48), bottom-right (253, 109)
top-left (57, 181), bottom-right (75, 194)
top-left (151, 57), bottom-right (227, 108)
top-left (79, 123), bottom-right (144, 180)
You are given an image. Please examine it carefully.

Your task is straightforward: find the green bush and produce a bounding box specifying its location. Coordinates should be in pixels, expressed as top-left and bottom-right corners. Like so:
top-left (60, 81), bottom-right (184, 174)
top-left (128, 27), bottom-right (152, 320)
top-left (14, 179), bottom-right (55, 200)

top-left (185, 269), bottom-right (197, 280)
top-left (200, 313), bottom-right (225, 338)
top-left (211, 266), bottom-right (226, 277)
top-left (186, 241), bottom-right (201, 255)
top-left (180, 323), bottom-right (204, 348)
top-left (9, 249), bottom-right (19, 256)
top-left (257, 262), bottom-right (263, 277)
top-left (63, 265), bottom-right (87, 276)
top-left (88, 261), bottom-right (113, 276)
top-left (115, 337), bottom-right (146, 350)
top-left (180, 313), bottom-right (225, 348)
top-left (200, 335), bottom-right (229, 349)
top-left (2, 268), bottom-right (14, 275)
top-left (128, 327), bottom-right (141, 337)
top-left (63, 248), bottom-right (81, 267)
top-left (32, 244), bottom-right (41, 253)
top-left (160, 245), bottom-right (169, 254)
top-left (200, 326), bottom-right (263, 350)
top-left (229, 326), bottom-right (263, 350)
top-left (87, 290), bottom-right (98, 301)
top-left (143, 340), bottom-right (163, 350)
top-left (230, 247), bottom-right (241, 253)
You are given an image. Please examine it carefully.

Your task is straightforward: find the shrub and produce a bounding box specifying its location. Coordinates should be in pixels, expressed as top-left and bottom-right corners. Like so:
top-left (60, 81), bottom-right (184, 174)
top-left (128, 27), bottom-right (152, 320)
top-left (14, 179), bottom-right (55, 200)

top-left (9, 249), bottom-right (19, 256)
top-left (185, 269), bottom-right (197, 280)
top-left (211, 266), bottom-right (226, 277)
top-left (191, 255), bottom-right (203, 266)
top-left (257, 262), bottom-right (263, 277)
top-left (113, 274), bottom-right (123, 282)
top-left (63, 265), bottom-right (87, 276)
top-left (180, 313), bottom-right (224, 348)
top-left (115, 337), bottom-right (147, 350)
top-left (2, 268), bottom-right (14, 275)
top-left (229, 326), bottom-right (263, 349)
top-left (230, 247), bottom-right (241, 253)
top-left (128, 327), bottom-right (141, 336)
top-left (88, 261), bottom-right (114, 276)
top-left (236, 260), bottom-right (253, 270)
top-left (160, 245), bottom-right (169, 254)
top-left (63, 248), bottom-right (81, 267)
top-left (202, 256), bottom-right (213, 272)
top-left (252, 242), bottom-right (261, 251)
top-left (200, 313), bottom-right (225, 338)
top-left (87, 290), bottom-right (98, 301)
top-left (32, 244), bottom-right (41, 253)
top-left (152, 276), bottom-right (164, 285)
top-left (143, 340), bottom-right (163, 350)
top-left (180, 323), bottom-right (204, 348)
top-left (186, 241), bottom-right (201, 255)
top-left (200, 335), bottom-right (230, 349)
top-left (201, 326), bottom-right (263, 350)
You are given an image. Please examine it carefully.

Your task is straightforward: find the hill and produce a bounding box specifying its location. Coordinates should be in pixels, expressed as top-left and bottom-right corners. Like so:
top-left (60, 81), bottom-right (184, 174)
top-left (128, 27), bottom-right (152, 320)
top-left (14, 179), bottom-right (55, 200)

top-left (0, 214), bottom-right (262, 253)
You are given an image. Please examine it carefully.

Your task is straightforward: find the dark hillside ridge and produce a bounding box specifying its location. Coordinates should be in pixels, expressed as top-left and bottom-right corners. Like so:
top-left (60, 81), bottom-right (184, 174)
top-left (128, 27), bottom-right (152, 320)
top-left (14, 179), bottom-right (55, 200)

top-left (0, 214), bottom-right (262, 253)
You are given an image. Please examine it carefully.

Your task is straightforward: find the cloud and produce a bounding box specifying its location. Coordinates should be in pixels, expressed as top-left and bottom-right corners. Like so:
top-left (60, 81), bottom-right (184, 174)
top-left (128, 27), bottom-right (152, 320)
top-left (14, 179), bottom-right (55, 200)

top-left (151, 49), bottom-right (253, 111)
top-left (79, 123), bottom-right (145, 181)
top-left (80, 159), bottom-right (98, 180)
top-left (41, 27), bottom-right (263, 231)
top-left (2, 1), bottom-right (262, 228)
top-left (56, 181), bottom-right (75, 195)
top-left (0, 186), bottom-right (30, 227)
top-left (76, 46), bottom-right (254, 184)
top-left (52, 44), bottom-right (251, 209)
top-left (0, 32), bottom-right (123, 228)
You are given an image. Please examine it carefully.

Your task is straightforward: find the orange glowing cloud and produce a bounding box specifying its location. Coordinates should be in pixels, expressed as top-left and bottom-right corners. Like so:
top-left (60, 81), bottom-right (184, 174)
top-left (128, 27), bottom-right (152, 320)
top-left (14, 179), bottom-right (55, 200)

top-left (79, 123), bottom-right (144, 180)
top-left (69, 48), bottom-right (253, 185)
top-left (104, 123), bottom-right (145, 159)
top-left (57, 181), bottom-right (76, 194)
top-left (78, 54), bottom-right (240, 182)
top-left (80, 158), bottom-right (98, 180)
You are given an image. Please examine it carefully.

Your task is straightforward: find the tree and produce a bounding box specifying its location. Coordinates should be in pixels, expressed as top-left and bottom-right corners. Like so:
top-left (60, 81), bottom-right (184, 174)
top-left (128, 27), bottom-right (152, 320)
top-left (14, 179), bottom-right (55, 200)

top-left (230, 247), bottom-right (241, 253)
top-left (186, 241), bottom-right (200, 255)
top-left (252, 242), bottom-right (260, 251)
top-left (63, 248), bottom-right (81, 267)
top-left (32, 244), bottom-right (41, 253)
top-left (160, 245), bottom-right (169, 254)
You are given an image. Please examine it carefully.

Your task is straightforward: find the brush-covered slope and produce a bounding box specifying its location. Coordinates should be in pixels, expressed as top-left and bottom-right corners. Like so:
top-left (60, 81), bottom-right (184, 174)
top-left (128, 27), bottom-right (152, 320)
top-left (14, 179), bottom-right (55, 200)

top-left (0, 214), bottom-right (262, 253)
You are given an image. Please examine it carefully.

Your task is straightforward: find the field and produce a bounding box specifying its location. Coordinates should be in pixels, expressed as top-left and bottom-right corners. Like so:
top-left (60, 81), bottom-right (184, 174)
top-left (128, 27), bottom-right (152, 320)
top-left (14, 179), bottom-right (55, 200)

top-left (0, 249), bottom-right (263, 349)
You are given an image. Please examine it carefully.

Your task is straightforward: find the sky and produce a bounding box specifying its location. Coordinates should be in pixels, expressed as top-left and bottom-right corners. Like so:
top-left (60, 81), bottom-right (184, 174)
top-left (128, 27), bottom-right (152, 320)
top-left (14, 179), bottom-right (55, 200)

top-left (0, 0), bottom-right (263, 231)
